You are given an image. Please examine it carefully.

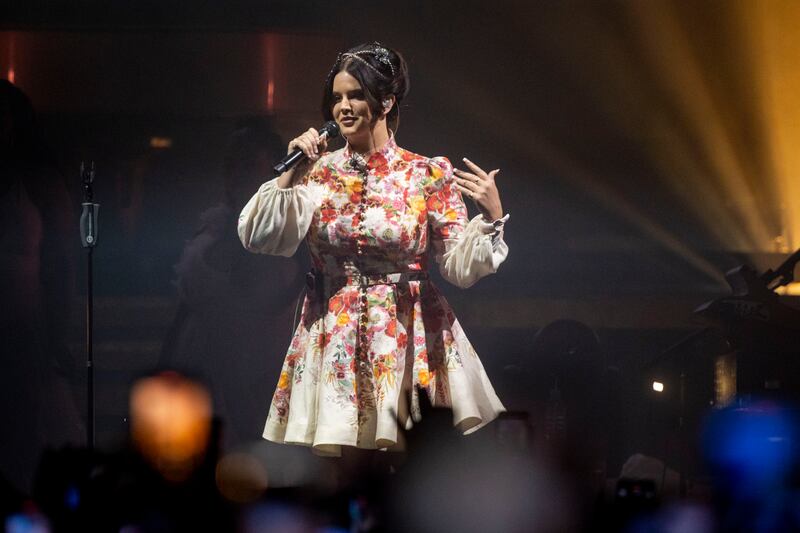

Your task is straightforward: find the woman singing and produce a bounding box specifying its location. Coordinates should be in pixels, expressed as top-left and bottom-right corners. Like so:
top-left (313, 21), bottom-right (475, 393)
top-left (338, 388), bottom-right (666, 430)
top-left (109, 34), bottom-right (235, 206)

top-left (238, 42), bottom-right (509, 456)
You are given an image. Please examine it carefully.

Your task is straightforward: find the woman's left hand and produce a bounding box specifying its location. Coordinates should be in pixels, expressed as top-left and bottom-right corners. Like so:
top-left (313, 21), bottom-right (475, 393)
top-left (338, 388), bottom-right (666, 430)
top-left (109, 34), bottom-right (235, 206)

top-left (454, 158), bottom-right (504, 221)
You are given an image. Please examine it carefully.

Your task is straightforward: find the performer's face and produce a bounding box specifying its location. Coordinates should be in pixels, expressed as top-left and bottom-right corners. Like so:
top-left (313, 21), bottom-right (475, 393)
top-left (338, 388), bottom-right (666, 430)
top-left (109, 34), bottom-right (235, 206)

top-left (331, 71), bottom-right (374, 142)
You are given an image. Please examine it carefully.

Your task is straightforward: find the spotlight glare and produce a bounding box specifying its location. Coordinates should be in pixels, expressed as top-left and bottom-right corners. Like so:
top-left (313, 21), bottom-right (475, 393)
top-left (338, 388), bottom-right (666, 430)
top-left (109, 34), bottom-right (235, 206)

top-left (652, 381), bottom-right (664, 393)
top-left (775, 282), bottom-right (800, 296)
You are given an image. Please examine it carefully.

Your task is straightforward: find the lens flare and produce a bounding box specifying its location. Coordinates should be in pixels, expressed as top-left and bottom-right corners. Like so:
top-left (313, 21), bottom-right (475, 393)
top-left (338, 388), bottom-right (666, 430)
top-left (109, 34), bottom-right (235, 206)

top-left (129, 371), bottom-right (212, 482)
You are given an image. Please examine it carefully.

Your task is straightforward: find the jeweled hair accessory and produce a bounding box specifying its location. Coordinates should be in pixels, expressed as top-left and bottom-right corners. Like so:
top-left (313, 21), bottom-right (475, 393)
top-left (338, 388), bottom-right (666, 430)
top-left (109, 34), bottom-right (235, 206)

top-left (329, 43), bottom-right (396, 80)
top-left (369, 43), bottom-right (394, 74)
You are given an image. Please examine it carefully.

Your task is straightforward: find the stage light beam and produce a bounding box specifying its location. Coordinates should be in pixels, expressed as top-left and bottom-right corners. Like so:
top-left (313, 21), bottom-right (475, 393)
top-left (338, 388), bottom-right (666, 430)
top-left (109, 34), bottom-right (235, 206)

top-left (745, 0), bottom-right (800, 252)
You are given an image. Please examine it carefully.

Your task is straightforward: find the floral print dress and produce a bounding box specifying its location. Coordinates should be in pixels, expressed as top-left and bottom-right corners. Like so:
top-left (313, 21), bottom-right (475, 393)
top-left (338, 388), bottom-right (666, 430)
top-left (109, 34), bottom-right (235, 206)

top-left (238, 137), bottom-right (508, 455)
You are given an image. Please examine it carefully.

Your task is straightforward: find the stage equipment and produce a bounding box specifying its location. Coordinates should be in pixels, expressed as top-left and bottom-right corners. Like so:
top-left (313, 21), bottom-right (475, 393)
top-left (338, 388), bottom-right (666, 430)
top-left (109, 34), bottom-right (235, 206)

top-left (79, 161), bottom-right (99, 450)
top-left (647, 250), bottom-right (800, 497)
top-left (695, 249), bottom-right (800, 400)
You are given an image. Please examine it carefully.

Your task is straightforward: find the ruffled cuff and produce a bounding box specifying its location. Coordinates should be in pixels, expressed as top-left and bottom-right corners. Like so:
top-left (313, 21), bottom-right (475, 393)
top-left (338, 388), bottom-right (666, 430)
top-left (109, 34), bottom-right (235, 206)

top-left (474, 213), bottom-right (510, 249)
top-left (439, 214), bottom-right (509, 288)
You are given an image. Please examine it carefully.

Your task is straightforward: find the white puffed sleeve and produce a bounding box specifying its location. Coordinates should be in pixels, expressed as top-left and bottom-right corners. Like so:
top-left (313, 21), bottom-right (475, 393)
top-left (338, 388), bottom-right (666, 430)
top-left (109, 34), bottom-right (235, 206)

top-left (425, 157), bottom-right (509, 289)
top-left (237, 178), bottom-right (318, 257)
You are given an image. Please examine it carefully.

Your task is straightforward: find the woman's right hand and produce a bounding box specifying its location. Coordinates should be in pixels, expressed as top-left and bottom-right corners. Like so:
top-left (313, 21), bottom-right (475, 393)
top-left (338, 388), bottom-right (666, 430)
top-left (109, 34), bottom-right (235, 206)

top-left (276, 128), bottom-right (329, 188)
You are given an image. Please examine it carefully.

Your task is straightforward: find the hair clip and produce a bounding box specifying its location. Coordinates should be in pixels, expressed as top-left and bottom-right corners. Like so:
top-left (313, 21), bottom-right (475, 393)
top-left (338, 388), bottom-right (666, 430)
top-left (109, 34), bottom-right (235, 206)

top-left (370, 44), bottom-right (395, 76)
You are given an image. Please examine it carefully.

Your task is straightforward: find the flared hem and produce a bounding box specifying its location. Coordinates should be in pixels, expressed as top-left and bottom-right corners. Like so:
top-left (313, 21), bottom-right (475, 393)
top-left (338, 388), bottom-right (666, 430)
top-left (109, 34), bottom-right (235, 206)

top-left (262, 401), bottom-right (504, 457)
top-left (262, 428), bottom-right (379, 457)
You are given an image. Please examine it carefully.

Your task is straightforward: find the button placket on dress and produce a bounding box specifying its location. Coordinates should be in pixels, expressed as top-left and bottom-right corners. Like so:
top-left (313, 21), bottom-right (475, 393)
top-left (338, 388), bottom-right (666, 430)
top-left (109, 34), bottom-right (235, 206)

top-left (353, 161), bottom-right (370, 376)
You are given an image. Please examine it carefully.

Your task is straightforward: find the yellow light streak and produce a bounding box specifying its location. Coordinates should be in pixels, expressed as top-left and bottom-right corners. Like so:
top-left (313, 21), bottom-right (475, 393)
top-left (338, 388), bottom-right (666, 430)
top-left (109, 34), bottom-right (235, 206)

top-left (490, 1), bottom-right (800, 264)
top-left (534, 9), bottom-right (756, 252)
top-left (425, 29), bottom-right (729, 286)
top-left (745, 0), bottom-right (800, 252)
top-left (627, 1), bottom-right (775, 251)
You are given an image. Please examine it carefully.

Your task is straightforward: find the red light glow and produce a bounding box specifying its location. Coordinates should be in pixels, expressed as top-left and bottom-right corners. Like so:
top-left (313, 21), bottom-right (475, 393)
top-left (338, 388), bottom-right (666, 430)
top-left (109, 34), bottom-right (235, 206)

top-left (264, 33), bottom-right (277, 112)
top-left (267, 79), bottom-right (274, 111)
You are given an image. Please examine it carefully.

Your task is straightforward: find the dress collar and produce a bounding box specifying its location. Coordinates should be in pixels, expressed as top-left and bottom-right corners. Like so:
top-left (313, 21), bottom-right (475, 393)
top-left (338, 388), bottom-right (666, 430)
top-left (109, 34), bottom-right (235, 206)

top-left (343, 135), bottom-right (398, 172)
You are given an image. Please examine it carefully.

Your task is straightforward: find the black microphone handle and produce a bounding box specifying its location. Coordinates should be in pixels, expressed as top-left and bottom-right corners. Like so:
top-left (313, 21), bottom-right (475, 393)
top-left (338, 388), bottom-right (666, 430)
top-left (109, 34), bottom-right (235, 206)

top-left (273, 149), bottom-right (305, 175)
top-left (273, 121), bottom-right (340, 176)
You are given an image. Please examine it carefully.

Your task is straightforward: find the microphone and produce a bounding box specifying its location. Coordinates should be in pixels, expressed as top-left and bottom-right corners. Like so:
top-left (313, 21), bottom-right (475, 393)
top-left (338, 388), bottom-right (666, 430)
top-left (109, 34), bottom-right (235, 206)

top-left (273, 121), bottom-right (340, 175)
top-left (80, 161), bottom-right (100, 248)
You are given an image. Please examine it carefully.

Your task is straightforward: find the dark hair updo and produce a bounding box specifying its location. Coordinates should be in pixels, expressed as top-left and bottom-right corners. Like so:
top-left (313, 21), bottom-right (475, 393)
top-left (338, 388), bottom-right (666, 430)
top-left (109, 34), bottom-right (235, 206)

top-left (322, 42), bottom-right (410, 133)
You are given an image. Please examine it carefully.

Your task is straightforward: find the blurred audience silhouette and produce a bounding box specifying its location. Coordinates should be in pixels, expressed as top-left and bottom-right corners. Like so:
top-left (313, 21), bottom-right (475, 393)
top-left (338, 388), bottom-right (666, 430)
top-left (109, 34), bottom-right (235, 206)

top-left (160, 116), bottom-right (303, 449)
top-left (0, 79), bottom-right (83, 495)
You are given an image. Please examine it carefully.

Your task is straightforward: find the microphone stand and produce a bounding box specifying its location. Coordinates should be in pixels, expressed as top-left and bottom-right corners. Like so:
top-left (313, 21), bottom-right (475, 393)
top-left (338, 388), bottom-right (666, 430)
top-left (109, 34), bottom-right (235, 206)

top-left (79, 162), bottom-right (99, 451)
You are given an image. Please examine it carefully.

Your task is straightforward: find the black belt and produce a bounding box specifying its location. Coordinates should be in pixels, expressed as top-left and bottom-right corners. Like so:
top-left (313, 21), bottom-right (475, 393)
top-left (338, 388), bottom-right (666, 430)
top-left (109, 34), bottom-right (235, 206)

top-left (306, 269), bottom-right (429, 299)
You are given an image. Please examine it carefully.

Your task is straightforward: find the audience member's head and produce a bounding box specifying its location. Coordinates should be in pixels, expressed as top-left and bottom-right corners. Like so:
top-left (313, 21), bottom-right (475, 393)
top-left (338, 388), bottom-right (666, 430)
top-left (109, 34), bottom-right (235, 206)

top-left (223, 115), bottom-right (284, 210)
top-left (0, 80), bottom-right (54, 170)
